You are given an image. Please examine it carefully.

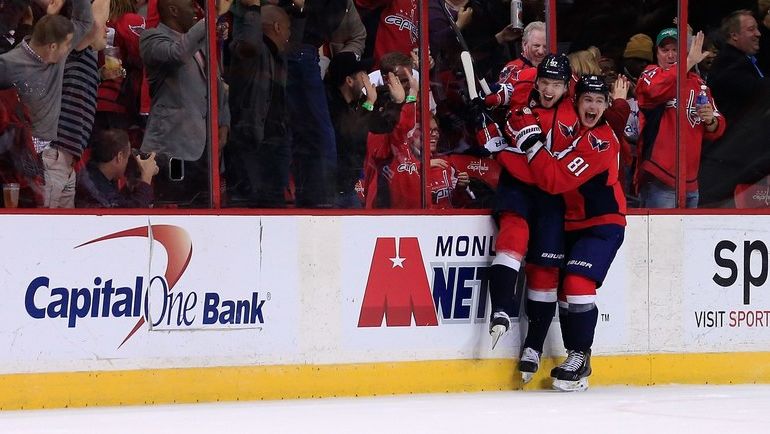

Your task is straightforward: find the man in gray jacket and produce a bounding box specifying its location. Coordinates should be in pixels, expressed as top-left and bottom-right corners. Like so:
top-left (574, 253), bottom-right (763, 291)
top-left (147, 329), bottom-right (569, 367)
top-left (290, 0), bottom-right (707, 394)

top-left (140, 0), bottom-right (230, 206)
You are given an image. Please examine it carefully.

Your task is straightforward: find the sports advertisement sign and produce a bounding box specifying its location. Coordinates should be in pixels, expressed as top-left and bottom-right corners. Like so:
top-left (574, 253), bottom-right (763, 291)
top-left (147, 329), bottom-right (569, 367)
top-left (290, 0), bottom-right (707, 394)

top-left (682, 216), bottom-right (770, 350)
top-left (341, 216), bottom-right (636, 361)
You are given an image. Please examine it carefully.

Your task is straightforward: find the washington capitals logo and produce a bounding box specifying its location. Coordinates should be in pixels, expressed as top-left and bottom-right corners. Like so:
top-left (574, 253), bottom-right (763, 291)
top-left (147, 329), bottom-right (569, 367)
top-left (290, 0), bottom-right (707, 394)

top-left (558, 120), bottom-right (579, 138)
top-left (588, 132), bottom-right (610, 152)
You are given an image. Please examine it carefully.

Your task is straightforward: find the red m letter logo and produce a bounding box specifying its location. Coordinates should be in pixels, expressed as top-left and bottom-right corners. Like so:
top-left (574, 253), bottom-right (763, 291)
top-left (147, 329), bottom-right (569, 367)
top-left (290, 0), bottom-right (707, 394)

top-left (358, 237), bottom-right (438, 327)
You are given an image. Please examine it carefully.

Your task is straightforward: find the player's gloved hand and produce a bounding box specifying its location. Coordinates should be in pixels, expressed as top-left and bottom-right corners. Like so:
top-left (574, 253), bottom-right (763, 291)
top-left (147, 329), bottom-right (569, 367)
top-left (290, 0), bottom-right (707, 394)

top-left (482, 83), bottom-right (513, 108)
top-left (468, 97), bottom-right (487, 119)
top-left (506, 107), bottom-right (542, 151)
top-left (477, 116), bottom-right (508, 154)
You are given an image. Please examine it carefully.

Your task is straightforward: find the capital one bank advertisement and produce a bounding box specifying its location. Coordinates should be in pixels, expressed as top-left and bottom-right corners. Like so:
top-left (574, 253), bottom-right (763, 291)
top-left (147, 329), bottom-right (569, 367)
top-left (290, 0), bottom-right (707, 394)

top-left (0, 216), bottom-right (300, 374)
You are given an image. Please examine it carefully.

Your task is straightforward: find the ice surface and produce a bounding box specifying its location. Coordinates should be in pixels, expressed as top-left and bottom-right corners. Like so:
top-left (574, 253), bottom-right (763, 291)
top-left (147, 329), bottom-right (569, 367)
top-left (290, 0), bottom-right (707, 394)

top-left (0, 385), bottom-right (768, 433)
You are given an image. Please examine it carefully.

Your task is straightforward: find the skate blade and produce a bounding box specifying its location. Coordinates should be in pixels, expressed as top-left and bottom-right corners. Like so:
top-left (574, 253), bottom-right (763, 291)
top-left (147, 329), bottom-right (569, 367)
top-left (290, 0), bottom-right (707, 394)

top-left (521, 371), bottom-right (534, 384)
top-left (490, 325), bottom-right (506, 350)
top-left (552, 377), bottom-right (589, 392)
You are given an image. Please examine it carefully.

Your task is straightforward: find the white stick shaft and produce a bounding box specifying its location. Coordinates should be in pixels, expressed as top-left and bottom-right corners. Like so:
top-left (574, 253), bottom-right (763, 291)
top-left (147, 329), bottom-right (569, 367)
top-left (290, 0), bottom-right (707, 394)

top-left (460, 51), bottom-right (478, 99)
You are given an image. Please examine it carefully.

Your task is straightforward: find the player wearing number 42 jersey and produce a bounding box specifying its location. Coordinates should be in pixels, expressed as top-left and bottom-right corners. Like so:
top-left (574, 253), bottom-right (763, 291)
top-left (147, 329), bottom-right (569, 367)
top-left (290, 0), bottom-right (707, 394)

top-left (486, 54), bottom-right (575, 364)
top-left (509, 74), bottom-right (626, 391)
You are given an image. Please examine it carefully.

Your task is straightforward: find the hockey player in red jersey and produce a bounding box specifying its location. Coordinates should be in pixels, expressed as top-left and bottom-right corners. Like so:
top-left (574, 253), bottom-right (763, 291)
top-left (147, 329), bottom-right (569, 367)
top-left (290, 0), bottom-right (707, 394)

top-left (511, 74), bottom-right (626, 391)
top-left (487, 54), bottom-right (576, 383)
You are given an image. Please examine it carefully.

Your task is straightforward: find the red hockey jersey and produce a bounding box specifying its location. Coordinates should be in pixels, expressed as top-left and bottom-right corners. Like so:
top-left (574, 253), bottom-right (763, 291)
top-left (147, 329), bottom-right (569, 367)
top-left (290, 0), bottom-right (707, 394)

top-left (484, 57), bottom-right (536, 109)
top-left (497, 94), bottom-right (580, 185)
top-left (363, 101), bottom-right (419, 208)
top-left (527, 121), bottom-right (627, 231)
top-left (356, 0), bottom-right (418, 68)
top-left (635, 65), bottom-right (726, 192)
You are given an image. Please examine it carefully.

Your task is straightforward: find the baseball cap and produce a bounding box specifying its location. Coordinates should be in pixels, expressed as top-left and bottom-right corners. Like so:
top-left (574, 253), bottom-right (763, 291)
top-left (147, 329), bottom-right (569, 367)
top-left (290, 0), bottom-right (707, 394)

top-left (656, 28), bottom-right (678, 46)
top-left (327, 52), bottom-right (373, 87)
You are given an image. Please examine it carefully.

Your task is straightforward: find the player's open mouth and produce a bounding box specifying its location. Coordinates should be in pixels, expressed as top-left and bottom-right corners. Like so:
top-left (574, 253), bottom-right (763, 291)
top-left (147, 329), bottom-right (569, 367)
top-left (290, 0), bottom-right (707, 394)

top-left (543, 94), bottom-right (554, 102)
top-left (585, 112), bottom-right (597, 122)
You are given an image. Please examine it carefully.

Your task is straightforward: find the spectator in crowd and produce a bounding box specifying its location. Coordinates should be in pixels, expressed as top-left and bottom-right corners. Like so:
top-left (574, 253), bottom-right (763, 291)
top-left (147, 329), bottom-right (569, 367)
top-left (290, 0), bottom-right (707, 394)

top-left (483, 21), bottom-right (547, 111)
top-left (226, 0), bottom-right (291, 207)
top-left (697, 34), bottom-right (718, 81)
top-left (139, 0), bottom-right (230, 206)
top-left (363, 51), bottom-right (418, 208)
top-left (95, 0), bottom-right (147, 135)
top-left (568, 49), bottom-right (601, 77)
top-left (700, 9), bottom-right (768, 207)
top-left (428, 0), bottom-right (520, 153)
top-left (327, 0), bottom-right (366, 59)
top-left (425, 115), bottom-right (470, 209)
top-left (1, 0), bottom-right (34, 55)
top-left (286, 0), bottom-right (346, 208)
top-left (428, 0), bottom-right (519, 84)
top-left (355, 0), bottom-right (417, 68)
top-left (0, 0), bottom-right (94, 154)
top-left (636, 29), bottom-right (725, 208)
top-left (325, 51), bottom-right (404, 208)
top-left (44, 0), bottom-right (110, 208)
top-left (567, 48), bottom-right (601, 93)
top-left (756, 0), bottom-right (770, 73)
top-left (620, 33), bottom-right (652, 146)
top-left (76, 128), bottom-right (157, 207)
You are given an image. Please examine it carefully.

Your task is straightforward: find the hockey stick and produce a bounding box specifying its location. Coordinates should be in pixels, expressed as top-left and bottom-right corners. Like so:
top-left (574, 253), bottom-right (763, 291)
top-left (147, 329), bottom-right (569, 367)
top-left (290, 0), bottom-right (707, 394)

top-left (460, 51), bottom-right (478, 99)
top-left (442, 3), bottom-right (492, 95)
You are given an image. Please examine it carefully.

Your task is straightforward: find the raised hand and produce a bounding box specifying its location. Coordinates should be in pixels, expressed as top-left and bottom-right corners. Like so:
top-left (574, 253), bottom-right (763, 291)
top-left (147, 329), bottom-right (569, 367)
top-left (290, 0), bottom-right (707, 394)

top-left (362, 72), bottom-right (377, 104)
top-left (687, 31), bottom-right (711, 71)
top-left (612, 75), bottom-right (630, 100)
top-left (456, 3), bottom-right (473, 30)
top-left (386, 71), bottom-right (406, 104)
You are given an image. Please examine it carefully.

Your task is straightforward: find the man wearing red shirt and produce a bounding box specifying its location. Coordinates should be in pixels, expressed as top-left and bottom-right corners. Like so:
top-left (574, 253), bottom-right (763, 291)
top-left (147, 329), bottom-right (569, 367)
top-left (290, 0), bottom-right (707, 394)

top-left (636, 28), bottom-right (725, 208)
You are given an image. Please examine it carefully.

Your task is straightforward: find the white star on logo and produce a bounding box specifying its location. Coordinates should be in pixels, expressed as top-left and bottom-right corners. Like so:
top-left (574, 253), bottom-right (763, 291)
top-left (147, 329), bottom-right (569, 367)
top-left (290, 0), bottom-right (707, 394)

top-left (389, 256), bottom-right (405, 268)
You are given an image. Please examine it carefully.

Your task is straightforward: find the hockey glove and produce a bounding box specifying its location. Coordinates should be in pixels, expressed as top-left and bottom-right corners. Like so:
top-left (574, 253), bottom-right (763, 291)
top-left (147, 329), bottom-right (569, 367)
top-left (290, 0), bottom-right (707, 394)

top-left (506, 107), bottom-right (542, 152)
top-left (482, 83), bottom-right (514, 108)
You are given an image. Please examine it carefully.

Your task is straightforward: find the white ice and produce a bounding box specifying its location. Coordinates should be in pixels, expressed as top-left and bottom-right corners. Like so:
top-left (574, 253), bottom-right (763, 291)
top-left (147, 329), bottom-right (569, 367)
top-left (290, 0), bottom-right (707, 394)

top-left (0, 385), bottom-right (768, 433)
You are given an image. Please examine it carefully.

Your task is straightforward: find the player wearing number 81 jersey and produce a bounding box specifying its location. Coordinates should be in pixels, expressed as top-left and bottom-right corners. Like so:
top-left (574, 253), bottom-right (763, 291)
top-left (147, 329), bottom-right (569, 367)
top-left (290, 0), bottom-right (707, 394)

top-left (518, 74), bottom-right (626, 391)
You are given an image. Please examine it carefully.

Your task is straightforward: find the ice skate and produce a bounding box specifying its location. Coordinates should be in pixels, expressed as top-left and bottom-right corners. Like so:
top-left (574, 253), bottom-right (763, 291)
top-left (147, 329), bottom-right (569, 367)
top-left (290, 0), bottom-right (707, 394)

top-left (518, 347), bottom-right (541, 384)
top-left (489, 311), bottom-right (511, 350)
top-left (551, 350), bottom-right (591, 392)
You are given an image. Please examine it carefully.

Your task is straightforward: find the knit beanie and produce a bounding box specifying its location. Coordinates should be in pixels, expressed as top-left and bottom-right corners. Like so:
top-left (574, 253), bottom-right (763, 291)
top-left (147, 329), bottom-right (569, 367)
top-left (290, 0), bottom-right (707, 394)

top-left (623, 34), bottom-right (654, 62)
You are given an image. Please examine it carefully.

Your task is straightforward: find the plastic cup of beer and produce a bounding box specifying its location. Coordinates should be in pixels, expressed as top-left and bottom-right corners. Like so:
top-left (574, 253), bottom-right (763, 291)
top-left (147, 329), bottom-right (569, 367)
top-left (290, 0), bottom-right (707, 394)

top-left (3, 183), bottom-right (19, 208)
top-left (103, 46), bottom-right (122, 73)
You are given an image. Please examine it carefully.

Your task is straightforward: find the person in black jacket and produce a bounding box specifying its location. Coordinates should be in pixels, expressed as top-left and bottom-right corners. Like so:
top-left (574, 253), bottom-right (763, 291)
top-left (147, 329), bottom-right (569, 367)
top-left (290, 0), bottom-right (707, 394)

top-left (226, 0), bottom-right (292, 207)
top-left (700, 9), bottom-right (770, 207)
top-left (325, 51), bottom-right (404, 208)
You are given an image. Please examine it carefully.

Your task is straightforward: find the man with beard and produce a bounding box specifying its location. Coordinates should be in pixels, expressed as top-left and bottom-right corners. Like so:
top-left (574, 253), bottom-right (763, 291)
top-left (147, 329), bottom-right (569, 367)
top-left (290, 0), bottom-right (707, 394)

top-left (325, 51), bottom-right (404, 208)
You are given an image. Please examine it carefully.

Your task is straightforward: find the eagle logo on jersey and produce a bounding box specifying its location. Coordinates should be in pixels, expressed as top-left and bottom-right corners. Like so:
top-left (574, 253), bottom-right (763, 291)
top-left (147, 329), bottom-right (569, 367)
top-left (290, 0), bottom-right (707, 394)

top-left (499, 66), bottom-right (520, 84)
top-left (588, 132), bottom-right (610, 152)
top-left (558, 120), bottom-right (579, 138)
